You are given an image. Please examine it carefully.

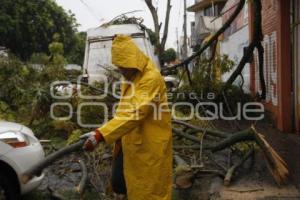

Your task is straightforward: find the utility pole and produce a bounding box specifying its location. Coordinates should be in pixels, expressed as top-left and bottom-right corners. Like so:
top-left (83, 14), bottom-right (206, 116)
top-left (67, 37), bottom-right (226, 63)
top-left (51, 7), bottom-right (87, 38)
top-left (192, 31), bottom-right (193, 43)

top-left (183, 0), bottom-right (188, 59)
top-left (176, 28), bottom-right (180, 58)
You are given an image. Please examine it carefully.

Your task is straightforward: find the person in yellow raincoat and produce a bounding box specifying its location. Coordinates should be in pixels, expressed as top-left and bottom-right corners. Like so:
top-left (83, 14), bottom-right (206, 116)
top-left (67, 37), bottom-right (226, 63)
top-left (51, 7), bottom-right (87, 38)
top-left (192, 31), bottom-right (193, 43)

top-left (83, 35), bottom-right (173, 200)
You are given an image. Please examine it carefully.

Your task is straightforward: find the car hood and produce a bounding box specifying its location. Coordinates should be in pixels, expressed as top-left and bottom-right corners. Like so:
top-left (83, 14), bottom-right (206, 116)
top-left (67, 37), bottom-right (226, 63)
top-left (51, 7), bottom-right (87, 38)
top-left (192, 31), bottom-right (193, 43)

top-left (0, 121), bottom-right (22, 133)
top-left (0, 121), bottom-right (35, 138)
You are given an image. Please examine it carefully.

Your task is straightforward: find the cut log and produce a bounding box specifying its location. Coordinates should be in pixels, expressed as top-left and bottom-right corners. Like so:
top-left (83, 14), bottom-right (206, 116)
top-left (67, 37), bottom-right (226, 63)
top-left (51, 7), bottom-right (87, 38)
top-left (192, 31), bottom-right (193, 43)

top-left (209, 128), bottom-right (255, 152)
top-left (173, 128), bottom-right (256, 151)
top-left (252, 126), bottom-right (289, 185)
top-left (173, 128), bottom-right (202, 143)
top-left (224, 148), bottom-right (254, 186)
top-left (173, 125), bottom-right (289, 185)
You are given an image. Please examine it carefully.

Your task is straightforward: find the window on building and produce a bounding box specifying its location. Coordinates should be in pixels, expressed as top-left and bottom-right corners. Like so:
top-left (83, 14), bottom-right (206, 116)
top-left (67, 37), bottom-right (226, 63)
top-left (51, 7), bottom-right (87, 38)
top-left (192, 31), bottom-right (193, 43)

top-left (203, 2), bottom-right (226, 17)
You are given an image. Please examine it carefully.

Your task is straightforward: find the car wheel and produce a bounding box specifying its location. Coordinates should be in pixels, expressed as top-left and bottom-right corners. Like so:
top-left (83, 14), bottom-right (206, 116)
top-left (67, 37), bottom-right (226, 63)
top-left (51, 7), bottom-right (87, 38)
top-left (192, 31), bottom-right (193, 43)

top-left (0, 185), bottom-right (5, 200)
top-left (0, 173), bottom-right (20, 200)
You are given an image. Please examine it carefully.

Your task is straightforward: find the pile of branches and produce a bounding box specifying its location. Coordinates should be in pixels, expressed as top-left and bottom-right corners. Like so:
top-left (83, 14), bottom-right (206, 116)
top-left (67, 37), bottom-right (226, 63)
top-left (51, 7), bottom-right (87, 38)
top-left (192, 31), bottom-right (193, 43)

top-left (172, 120), bottom-right (289, 188)
top-left (21, 120), bottom-right (289, 198)
top-left (101, 11), bottom-right (144, 27)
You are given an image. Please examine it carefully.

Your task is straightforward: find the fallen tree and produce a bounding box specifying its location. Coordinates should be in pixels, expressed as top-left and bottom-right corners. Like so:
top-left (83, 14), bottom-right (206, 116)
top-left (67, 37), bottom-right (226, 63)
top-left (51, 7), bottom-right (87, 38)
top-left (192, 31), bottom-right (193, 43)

top-left (22, 120), bottom-right (289, 188)
top-left (163, 0), bottom-right (266, 100)
top-left (173, 120), bottom-right (289, 186)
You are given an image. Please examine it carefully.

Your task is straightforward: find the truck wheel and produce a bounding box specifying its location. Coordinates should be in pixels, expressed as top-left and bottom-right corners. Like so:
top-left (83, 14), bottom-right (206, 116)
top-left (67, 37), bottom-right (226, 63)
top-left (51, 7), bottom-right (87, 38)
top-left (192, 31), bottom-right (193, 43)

top-left (0, 173), bottom-right (20, 200)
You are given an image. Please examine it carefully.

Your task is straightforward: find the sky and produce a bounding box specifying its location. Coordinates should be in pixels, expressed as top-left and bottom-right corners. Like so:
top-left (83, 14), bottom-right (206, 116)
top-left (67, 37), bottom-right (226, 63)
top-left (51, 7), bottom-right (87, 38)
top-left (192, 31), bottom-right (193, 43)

top-left (55, 0), bottom-right (195, 49)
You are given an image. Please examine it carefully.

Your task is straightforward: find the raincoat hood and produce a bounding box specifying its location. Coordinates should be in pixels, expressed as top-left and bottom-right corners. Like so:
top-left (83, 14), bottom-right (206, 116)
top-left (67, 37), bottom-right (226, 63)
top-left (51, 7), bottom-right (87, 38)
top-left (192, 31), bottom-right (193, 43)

top-left (112, 35), bottom-right (149, 72)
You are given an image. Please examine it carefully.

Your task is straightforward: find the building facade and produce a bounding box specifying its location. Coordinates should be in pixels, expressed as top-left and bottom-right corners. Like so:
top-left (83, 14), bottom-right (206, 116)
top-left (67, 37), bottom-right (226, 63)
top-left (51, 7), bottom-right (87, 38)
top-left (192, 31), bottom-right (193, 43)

top-left (188, 0), bottom-right (300, 134)
top-left (188, 0), bottom-right (227, 49)
top-left (250, 0), bottom-right (300, 133)
top-left (220, 0), bottom-right (250, 92)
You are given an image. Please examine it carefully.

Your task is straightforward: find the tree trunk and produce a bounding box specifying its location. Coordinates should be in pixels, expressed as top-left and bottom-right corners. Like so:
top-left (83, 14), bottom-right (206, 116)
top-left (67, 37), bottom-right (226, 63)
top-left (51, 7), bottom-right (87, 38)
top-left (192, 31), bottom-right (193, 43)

top-left (145, 0), bottom-right (172, 65)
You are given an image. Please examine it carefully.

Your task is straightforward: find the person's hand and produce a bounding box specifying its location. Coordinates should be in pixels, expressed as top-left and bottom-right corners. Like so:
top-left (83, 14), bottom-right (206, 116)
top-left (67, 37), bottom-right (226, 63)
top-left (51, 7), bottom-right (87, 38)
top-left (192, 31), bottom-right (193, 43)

top-left (82, 130), bottom-right (104, 151)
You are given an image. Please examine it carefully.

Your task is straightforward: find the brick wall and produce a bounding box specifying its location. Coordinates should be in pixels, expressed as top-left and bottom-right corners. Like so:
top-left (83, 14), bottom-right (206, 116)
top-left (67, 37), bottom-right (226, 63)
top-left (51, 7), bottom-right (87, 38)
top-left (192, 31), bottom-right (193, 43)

top-left (250, 0), bottom-right (292, 132)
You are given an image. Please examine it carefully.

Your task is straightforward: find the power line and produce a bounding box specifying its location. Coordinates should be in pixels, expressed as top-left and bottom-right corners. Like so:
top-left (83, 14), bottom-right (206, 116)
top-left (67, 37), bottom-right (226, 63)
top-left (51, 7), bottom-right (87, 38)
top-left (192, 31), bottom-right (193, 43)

top-left (79, 0), bottom-right (102, 22)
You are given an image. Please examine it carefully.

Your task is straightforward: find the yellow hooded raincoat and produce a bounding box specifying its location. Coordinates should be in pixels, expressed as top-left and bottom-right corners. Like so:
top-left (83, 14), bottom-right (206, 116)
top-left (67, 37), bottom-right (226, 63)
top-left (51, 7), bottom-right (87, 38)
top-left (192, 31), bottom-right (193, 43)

top-left (98, 35), bottom-right (173, 200)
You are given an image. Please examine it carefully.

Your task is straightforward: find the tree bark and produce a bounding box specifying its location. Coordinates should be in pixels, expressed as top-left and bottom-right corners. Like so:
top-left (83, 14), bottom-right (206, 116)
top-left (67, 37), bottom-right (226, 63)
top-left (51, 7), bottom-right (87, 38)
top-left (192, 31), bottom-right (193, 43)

top-left (172, 119), bottom-right (229, 138)
top-left (173, 128), bottom-right (202, 143)
top-left (145, 0), bottom-right (160, 39)
top-left (145, 0), bottom-right (172, 65)
top-left (173, 128), bottom-right (256, 152)
top-left (21, 140), bottom-right (85, 184)
top-left (160, 0), bottom-right (172, 53)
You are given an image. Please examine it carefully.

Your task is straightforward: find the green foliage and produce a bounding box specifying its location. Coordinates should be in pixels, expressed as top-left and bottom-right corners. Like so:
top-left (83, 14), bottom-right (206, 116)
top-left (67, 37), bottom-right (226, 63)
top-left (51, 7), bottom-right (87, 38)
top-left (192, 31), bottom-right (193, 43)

top-left (110, 15), bottom-right (144, 25)
top-left (177, 54), bottom-right (253, 115)
top-left (0, 101), bottom-right (16, 121)
top-left (48, 42), bottom-right (65, 66)
top-left (0, 0), bottom-right (79, 60)
top-left (179, 55), bottom-right (235, 98)
top-left (146, 28), bottom-right (158, 46)
top-left (162, 48), bottom-right (177, 64)
top-left (0, 40), bottom-right (110, 142)
top-left (193, 54), bottom-right (234, 82)
top-left (29, 53), bottom-right (49, 65)
top-left (0, 35), bottom-right (69, 134)
top-left (52, 120), bottom-right (77, 135)
top-left (0, 56), bottom-right (35, 110)
top-left (49, 42), bottom-right (64, 55)
top-left (0, 55), bottom-right (53, 124)
top-left (66, 32), bottom-right (86, 65)
top-left (67, 129), bottom-right (82, 145)
top-left (77, 100), bottom-right (107, 126)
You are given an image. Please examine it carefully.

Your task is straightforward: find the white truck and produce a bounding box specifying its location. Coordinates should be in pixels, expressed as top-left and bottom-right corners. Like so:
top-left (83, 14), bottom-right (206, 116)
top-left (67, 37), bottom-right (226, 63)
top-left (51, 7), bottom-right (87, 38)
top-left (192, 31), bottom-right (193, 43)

top-left (82, 24), bottom-right (159, 82)
top-left (82, 24), bottom-right (178, 88)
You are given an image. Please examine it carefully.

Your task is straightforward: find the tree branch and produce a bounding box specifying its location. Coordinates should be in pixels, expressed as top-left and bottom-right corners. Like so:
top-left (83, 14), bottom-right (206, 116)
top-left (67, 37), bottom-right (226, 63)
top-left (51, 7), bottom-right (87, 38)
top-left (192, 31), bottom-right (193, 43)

top-left (223, 0), bottom-right (266, 100)
top-left (173, 127), bottom-right (256, 151)
top-left (75, 159), bottom-right (88, 194)
top-left (172, 119), bottom-right (229, 138)
top-left (170, 0), bottom-right (246, 69)
top-left (21, 140), bottom-right (85, 184)
top-left (160, 0), bottom-right (172, 50)
top-left (145, 0), bottom-right (160, 41)
top-left (257, 42), bottom-right (266, 99)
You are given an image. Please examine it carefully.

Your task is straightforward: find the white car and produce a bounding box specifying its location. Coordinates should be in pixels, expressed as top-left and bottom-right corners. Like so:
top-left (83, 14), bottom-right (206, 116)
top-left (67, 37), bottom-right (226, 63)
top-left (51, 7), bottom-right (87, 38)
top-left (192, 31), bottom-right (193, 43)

top-left (0, 121), bottom-right (45, 199)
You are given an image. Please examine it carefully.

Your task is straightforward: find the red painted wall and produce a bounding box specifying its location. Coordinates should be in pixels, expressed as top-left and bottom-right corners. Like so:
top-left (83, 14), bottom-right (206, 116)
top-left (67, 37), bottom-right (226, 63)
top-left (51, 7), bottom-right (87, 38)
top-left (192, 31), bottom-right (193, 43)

top-left (249, 0), bottom-right (292, 132)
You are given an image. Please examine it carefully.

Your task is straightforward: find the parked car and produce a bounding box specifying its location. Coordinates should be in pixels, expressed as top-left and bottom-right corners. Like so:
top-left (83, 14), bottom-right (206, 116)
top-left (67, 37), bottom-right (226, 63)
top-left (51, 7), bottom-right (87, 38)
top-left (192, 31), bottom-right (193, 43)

top-left (0, 121), bottom-right (45, 199)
